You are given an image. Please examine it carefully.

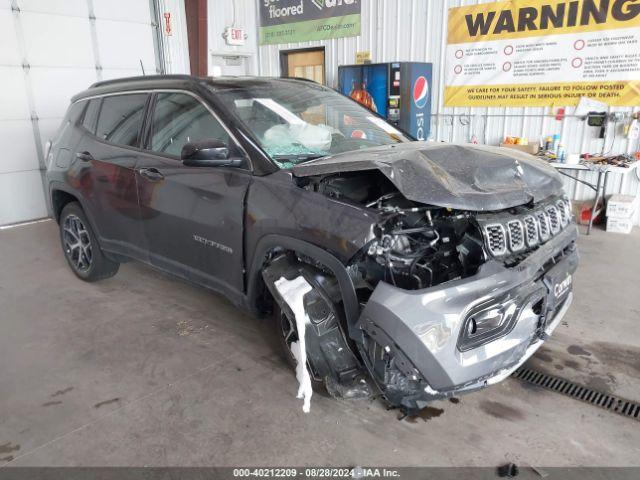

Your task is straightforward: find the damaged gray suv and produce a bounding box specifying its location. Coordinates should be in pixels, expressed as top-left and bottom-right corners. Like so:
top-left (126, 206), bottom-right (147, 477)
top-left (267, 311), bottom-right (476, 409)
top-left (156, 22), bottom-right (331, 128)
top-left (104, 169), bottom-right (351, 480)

top-left (46, 75), bottom-right (578, 414)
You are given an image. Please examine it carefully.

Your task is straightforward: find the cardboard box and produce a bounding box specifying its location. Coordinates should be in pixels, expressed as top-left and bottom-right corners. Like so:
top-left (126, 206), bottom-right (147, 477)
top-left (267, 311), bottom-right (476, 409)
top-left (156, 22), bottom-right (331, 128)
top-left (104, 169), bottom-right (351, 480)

top-left (606, 194), bottom-right (638, 219)
top-left (572, 199), bottom-right (604, 226)
top-left (499, 143), bottom-right (539, 155)
top-left (606, 217), bottom-right (634, 234)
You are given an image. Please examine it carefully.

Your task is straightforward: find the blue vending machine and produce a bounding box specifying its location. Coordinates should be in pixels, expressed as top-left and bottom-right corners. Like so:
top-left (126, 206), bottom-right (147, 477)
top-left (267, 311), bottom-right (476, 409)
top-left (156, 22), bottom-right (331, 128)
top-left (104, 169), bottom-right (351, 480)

top-left (338, 62), bottom-right (433, 140)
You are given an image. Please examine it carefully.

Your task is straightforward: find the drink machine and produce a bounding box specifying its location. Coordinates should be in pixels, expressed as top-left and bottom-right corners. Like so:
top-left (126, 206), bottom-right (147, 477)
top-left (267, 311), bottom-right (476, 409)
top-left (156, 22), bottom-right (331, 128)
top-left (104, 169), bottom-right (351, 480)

top-left (338, 62), bottom-right (433, 140)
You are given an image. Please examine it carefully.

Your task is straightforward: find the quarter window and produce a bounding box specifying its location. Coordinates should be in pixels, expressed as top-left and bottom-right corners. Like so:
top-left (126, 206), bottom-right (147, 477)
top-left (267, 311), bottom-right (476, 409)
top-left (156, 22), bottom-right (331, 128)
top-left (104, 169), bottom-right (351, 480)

top-left (149, 92), bottom-right (231, 157)
top-left (95, 94), bottom-right (148, 147)
top-left (81, 99), bottom-right (101, 134)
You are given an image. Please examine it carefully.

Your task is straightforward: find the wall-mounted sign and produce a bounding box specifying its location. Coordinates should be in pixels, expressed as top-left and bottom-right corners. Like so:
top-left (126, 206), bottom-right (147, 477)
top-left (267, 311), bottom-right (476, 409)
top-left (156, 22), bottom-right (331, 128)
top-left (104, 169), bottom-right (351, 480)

top-left (259, 0), bottom-right (361, 45)
top-left (163, 12), bottom-right (172, 36)
top-left (224, 27), bottom-right (246, 46)
top-left (355, 50), bottom-right (371, 64)
top-left (444, 0), bottom-right (640, 107)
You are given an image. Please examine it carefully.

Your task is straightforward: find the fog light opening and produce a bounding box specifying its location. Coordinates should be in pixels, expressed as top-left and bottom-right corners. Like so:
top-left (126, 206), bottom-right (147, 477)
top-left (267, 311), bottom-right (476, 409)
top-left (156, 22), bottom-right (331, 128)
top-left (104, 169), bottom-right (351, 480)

top-left (467, 318), bottom-right (477, 335)
top-left (532, 298), bottom-right (544, 316)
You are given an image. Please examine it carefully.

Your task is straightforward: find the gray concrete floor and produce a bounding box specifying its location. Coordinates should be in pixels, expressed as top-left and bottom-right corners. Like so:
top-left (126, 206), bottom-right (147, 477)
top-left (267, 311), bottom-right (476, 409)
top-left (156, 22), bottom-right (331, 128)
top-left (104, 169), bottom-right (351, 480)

top-left (1, 220), bottom-right (639, 467)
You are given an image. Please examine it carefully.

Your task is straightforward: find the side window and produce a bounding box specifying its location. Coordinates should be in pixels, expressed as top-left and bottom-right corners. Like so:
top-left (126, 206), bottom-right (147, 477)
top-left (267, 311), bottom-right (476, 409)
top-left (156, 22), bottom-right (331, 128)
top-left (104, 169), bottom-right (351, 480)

top-left (81, 99), bottom-right (101, 134)
top-left (67, 101), bottom-right (86, 125)
top-left (149, 92), bottom-right (231, 157)
top-left (95, 94), bottom-right (148, 147)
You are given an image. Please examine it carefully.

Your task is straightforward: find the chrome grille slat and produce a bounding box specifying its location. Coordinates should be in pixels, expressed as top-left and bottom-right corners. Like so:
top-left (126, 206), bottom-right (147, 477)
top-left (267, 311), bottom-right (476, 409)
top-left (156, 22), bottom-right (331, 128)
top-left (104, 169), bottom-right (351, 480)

top-left (547, 206), bottom-right (561, 234)
top-left (556, 200), bottom-right (569, 227)
top-left (507, 220), bottom-right (525, 252)
top-left (537, 211), bottom-right (551, 241)
top-left (480, 197), bottom-right (571, 258)
top-left (485, 224), bottom-right (506, 256)
top-left (523, 215), bottom-right (538, 247)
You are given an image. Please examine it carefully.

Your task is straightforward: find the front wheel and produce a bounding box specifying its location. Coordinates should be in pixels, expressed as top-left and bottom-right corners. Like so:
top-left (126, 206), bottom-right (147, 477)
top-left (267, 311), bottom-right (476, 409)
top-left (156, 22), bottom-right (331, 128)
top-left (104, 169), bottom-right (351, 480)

top-left (59, 202), bottom-right (119, 282)
top-left (273, 302), bottom-right (327, 394)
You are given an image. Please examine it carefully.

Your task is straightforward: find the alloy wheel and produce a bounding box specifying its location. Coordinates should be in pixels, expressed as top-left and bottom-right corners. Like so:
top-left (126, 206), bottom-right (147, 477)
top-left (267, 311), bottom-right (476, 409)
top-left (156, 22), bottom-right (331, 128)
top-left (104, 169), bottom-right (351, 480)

top-left (62, 214), bottom-right (92, 272)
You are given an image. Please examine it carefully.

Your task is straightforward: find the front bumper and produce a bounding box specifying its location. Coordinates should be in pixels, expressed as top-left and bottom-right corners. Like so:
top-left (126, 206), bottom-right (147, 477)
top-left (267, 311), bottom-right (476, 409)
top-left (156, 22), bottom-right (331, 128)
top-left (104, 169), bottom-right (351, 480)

top-left (357, 225), bottom-right (578, 402)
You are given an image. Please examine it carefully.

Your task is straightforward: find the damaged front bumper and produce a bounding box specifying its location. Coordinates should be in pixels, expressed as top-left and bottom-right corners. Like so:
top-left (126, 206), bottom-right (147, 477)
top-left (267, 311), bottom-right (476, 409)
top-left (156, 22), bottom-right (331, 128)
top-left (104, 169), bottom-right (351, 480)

top-left (357, 226), bottom-right (579, 411)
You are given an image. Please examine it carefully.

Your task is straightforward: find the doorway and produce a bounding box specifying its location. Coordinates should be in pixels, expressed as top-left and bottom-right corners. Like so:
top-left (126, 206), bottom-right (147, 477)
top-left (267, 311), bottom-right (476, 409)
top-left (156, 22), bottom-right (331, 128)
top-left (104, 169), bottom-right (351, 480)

top-left (280, 47), bottom-right (325, 84)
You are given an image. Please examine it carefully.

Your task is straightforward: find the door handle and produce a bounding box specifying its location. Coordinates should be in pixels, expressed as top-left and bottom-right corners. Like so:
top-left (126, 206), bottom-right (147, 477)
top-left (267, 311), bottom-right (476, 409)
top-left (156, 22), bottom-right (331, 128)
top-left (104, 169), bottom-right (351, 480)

top-left (138, 167), bottom-right (164, 182)
top-left (76, 151), bottom-right (94, 162)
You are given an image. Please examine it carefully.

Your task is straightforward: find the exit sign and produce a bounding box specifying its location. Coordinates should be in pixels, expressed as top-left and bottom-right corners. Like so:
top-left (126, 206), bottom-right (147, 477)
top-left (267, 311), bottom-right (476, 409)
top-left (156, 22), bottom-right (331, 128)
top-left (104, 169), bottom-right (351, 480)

top-left (225, 27), bottom-right (245, 46)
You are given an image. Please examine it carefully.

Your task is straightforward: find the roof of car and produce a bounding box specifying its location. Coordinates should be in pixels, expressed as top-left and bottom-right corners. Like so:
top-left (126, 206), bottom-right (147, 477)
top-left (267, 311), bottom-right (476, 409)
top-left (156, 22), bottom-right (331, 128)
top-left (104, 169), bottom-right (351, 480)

top-left (71, 74), bottom-right (319, 102)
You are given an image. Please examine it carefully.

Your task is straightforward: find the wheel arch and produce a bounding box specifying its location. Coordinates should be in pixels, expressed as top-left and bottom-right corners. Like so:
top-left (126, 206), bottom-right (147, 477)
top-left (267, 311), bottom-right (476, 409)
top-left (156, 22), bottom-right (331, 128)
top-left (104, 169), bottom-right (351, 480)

top-left (246, 235), bottom-right (360, 333)
top-left (50, 188), bottom-right (79, 223)
top-left (48, 182), bottom-right (104, 246)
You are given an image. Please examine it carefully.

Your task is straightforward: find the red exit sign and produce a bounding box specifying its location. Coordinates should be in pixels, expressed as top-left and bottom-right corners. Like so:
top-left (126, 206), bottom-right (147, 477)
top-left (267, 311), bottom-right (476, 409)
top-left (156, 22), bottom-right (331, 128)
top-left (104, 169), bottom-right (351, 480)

top-left (225, 27), bottom-right (245, 46)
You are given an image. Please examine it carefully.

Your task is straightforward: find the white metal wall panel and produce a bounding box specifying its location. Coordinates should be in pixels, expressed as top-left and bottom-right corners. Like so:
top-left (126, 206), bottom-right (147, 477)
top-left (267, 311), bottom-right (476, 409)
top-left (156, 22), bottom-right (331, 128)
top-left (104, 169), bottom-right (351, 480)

top-left (156, 0), bottom-right (191, 74)
top-left (0, 67), bottom-right (30, 120)
top-left (0, 121), bottom-right (39, 174)
top-left (0, 10), bottom-right (19, 64)
top-left (95, 19), bottom-right (156, 75)
top-left (0, 171), bottom-right (47, 226)
top-left (254, 0), bottom-right (640, 226)
top-left (93, 0), bottom-right (157, 77)
top-left (207, 0), bottom-right (258, 75)
top-left (18, 0), bottom-right (88, 17)
top-left (92, 0), bottom-right (151, 22)
top-left (20, 13), bottom-right (95, 67)
top-left (0, 0), bottom-right (160, 226)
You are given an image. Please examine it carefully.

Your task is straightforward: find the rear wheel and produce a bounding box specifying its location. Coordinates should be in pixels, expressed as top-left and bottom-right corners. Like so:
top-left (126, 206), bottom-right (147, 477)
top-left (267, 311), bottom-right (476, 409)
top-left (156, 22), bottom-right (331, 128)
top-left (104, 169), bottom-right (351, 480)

top-left (59, 202), bottom-right (119, 282)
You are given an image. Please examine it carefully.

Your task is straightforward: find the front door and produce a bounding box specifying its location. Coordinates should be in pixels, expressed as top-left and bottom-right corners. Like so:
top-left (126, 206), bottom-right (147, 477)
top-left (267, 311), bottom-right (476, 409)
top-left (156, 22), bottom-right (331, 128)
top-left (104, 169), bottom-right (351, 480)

top-left (135, 91), bottom-right (251, 297)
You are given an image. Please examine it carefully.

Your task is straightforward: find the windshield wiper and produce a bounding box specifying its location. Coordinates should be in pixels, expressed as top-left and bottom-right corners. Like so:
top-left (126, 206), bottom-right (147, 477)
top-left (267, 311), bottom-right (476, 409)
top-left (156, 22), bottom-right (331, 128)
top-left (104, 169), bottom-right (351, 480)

top-left (272, 153), bottom-right (326, 163)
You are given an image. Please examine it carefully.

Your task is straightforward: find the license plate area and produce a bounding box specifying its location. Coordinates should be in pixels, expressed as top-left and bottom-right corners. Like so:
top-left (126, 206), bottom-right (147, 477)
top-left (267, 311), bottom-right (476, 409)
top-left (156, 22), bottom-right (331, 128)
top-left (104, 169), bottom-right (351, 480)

top-left (543, 260), bottom-right (574, 311)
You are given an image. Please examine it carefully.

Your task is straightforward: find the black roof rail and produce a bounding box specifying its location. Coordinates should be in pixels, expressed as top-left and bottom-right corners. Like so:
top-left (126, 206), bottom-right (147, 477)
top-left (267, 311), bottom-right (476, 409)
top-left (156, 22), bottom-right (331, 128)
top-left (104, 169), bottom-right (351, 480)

top-left (89, 74), bottom-right (199, 89)
top-left (280, 76), bottom-right (318, 84)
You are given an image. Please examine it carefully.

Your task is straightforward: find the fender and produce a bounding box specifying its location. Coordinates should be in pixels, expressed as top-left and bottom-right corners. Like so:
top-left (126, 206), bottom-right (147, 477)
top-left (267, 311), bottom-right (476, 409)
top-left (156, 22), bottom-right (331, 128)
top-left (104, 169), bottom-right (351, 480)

top-left (47, 181), bottom-right (132, 264)
top-left (246, 234), bottom-right (361, 336)
top-left (48, 181), bottom-right (102, 236)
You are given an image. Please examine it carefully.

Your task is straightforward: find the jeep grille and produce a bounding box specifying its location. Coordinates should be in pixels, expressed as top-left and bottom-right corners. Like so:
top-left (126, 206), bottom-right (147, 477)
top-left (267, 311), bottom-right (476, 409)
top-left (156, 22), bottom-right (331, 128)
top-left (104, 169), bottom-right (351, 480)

top-left (478, 197), bottom-right (572, 258)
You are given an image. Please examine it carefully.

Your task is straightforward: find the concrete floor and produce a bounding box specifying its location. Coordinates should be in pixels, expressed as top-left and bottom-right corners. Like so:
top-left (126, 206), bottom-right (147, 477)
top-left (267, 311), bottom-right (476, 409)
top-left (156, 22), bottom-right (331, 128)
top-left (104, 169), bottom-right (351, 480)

top-left (1, 220), bottom-right (639, 467)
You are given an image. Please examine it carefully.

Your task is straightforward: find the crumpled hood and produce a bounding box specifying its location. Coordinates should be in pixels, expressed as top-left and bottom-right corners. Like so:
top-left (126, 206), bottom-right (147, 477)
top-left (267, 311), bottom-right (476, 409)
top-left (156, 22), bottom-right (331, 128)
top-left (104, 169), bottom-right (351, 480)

top-left (292, 142), bottom-right (564, 211)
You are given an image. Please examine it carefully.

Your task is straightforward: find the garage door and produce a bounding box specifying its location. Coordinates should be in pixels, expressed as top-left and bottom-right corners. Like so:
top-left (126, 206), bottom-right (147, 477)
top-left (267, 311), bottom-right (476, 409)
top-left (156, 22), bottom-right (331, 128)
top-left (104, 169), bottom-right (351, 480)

top-left (0, 0), bottom-right (160, 226)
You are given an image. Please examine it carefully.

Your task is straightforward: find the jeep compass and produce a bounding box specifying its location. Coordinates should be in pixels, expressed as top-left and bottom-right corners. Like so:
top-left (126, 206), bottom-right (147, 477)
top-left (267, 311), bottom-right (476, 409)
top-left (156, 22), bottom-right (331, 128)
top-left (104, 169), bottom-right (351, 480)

top-left (46, 75), bottom-right (578, 414)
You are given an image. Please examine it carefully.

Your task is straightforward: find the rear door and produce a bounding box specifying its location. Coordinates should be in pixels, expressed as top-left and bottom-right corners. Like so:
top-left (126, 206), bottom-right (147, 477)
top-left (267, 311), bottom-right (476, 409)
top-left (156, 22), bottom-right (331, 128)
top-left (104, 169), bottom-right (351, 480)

top-left (135, 91), bottom-right (251, 296)
top-left (72, 93), bottom-right (149, 259)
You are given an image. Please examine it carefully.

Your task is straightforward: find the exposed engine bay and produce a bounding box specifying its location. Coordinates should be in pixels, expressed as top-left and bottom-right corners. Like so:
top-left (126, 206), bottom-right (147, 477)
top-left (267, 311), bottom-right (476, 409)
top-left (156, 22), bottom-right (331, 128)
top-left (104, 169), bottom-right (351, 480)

top-left (298, 170), bottom-right (486, 297)
top-left (266, 166), bottom-right (577, 415)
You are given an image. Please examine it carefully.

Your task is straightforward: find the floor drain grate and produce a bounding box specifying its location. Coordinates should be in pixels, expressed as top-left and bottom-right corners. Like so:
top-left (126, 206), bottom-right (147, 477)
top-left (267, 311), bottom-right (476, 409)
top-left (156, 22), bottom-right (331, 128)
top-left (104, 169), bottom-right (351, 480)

top-left (513, 367), bottom-right (640, 422)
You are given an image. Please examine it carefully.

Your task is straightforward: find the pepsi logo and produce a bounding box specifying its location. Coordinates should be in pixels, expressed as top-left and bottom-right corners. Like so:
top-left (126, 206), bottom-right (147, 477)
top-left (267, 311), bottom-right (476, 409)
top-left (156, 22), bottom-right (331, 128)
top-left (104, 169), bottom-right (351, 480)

top-left (413, 76), bottom-right (429, 109)
top-left (351, 129), bottom-right (367, 139)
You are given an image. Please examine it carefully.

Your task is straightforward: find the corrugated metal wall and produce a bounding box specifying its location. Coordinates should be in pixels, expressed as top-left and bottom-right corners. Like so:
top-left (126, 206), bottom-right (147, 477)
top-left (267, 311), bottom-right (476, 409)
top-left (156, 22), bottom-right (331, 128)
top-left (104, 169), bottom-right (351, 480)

top-left (256, 0), bottom-right (640, 225)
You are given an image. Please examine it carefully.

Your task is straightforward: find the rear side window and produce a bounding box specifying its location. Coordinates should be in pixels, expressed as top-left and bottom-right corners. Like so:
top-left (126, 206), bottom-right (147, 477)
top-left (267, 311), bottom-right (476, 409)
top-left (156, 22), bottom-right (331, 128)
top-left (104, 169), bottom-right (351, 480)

top-left (149, 92), bottom-right (231, 157)
top-left (67, 101), bottom-right (86, 125)
top-left (95, 93), bottom-right (148, 147)
top-left (81, 99), bottom-right (101, 134)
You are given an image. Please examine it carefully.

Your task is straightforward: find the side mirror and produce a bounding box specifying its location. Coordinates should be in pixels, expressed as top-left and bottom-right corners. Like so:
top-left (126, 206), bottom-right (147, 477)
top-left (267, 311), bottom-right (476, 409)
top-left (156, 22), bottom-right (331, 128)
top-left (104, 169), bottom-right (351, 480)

top-left (181, 139), bottom-right (243, 167)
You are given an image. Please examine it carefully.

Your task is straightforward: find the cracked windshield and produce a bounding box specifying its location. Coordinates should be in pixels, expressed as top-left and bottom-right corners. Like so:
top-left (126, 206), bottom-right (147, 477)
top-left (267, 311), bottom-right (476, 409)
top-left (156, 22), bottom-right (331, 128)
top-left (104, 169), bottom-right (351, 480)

top-left (217, 81), bottom-right (409, 168)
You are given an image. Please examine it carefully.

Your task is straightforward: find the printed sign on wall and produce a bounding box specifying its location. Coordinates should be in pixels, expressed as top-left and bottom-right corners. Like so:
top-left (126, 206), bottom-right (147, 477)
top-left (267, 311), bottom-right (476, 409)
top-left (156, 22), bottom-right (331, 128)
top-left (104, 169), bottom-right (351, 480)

top-left (259, 0), bottom-right (361, 45)
top-left (444, 0), bottom-right (640, 107)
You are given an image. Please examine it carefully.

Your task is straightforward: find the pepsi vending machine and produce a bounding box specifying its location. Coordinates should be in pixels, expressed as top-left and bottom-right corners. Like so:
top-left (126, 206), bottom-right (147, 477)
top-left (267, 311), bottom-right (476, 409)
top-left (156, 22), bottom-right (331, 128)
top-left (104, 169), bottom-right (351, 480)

top-left (338, 62), bottom-right (432, 140)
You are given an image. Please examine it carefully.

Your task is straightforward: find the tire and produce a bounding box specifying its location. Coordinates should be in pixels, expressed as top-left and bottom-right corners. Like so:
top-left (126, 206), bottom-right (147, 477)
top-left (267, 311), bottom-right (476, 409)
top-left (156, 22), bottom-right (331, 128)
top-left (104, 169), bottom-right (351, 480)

top-left (273, 302), bottom-right (327, 394)
top-left (59, 202), bottom-right (119, 282)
